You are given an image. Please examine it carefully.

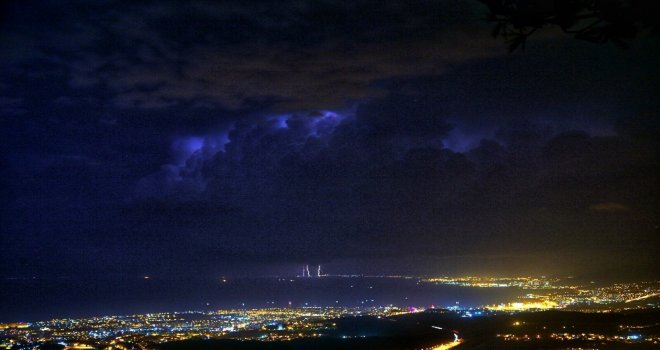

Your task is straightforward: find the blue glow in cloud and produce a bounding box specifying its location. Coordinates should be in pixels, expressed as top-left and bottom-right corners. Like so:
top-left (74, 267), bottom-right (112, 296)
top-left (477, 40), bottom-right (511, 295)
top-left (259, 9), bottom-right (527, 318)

top-left (443, 128), bottom-right (486, 153)
top-left (171, 137), bottom-right (204, 165)
top-left (265, 110), bottom-right (348, 136)
top-left (171, 133), bottom-right (231, 166)
top-left (268, 115), bottom-right (290, 129)
top-left (311, 111), bottom-right (345, 136)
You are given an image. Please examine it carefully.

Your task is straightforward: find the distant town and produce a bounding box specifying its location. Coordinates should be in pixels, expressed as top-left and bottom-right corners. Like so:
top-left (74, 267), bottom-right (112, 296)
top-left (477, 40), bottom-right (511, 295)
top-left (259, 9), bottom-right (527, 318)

top-left (422, 276), bottom-right (659, 311)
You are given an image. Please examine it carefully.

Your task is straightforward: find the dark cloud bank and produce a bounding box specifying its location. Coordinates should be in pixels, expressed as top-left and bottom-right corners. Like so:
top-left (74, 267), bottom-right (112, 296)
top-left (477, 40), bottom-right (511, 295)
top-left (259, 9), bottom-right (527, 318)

top-left (1, 0), bottom-right (658, 278)
top-left (126, 104), bottom-right (658, 276)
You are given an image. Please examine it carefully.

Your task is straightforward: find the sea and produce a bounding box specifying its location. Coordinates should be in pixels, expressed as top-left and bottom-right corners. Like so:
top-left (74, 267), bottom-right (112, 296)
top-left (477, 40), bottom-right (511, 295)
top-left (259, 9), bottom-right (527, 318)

top-left (0, 276), bottom-right (523, 322)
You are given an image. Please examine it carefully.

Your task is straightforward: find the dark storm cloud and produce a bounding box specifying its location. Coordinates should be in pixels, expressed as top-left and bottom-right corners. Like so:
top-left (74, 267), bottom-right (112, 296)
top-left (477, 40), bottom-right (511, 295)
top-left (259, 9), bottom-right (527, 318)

top-left (126, 99), bottom-right (658, 273)
top-left (0, 96), bottom-right (25, 116)
top-left (1, 0), bottom-right (658, 277)
top-left (0, 0), bottom-right (499, 113)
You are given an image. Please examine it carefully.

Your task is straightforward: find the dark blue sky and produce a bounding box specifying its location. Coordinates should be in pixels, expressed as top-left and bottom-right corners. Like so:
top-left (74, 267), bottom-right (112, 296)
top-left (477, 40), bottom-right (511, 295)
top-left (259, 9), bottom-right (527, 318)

top-left (1, 0), bottom-right (658, 279)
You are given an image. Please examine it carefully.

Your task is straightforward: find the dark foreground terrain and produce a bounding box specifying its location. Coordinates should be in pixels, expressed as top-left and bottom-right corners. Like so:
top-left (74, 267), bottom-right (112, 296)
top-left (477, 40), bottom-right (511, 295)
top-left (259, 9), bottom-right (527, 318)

top-left (155, 309), bottom-right (660, 349)
top-left (158, 313), bottom-right (454, 350)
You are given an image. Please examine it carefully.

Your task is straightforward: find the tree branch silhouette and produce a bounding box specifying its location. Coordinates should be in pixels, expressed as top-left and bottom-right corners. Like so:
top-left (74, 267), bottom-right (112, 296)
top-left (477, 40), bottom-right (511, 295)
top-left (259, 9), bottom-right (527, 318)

top-left (480, 0), bottom-right (659, 52)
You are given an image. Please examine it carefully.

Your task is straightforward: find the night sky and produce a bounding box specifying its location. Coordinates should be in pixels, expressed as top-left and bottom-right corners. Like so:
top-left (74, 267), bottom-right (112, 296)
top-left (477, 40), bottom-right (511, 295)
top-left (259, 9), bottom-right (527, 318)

top-left (1, 0), bottom-right (659, 279)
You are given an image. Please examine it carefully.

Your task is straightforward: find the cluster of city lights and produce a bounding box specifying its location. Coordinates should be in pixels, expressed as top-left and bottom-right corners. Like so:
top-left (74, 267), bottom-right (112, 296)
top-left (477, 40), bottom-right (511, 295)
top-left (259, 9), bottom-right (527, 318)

top-left (0, 306), bottom-right (409, 349)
